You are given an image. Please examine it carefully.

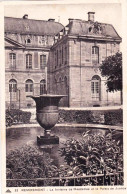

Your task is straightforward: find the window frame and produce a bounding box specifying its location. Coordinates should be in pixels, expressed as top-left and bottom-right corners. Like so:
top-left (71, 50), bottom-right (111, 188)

top-left (92, 46), bottom-right (99, 64)
top-left (9, 79), bottom-right (17, 93)
top-left (91, 75), bottom-right (101, 101)
top-left (9, 53), bottom-right (16, 69)
top-left (25, 79), bottom-right (33, 92)
top-left (26, 54), bottom-right (32, 69)
top-left (40, 54), bottom-right (47, 69)
top-left (40, 79), bottom-right (46, 95)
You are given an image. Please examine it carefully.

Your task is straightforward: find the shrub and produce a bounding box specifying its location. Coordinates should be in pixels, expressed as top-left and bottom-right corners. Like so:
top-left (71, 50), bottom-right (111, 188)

top-left (60, 130), bottom-right (123, 177)
top-left (104, 109), bottom-right (123, 125)
top-left (6, 145), bottom-right (59, 182)
top-left (6, 109), bottom-right (31, 127)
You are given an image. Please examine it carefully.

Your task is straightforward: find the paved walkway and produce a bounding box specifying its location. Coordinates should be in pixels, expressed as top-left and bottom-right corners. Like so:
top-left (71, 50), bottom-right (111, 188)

top-left (7, 122), bottom-right (123, 131)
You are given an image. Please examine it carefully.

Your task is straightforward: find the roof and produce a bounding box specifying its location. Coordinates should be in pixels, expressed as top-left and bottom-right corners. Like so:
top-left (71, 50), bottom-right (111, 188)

top-left (5, 36), bottom-right (25, 48)
top-left (65, 19), bottom-right (121, 41)
top-left (4, 17), bottom-right (64, 36)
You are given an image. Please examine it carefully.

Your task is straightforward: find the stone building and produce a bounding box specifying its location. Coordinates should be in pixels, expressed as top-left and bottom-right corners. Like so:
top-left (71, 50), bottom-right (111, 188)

top-left (5, 12), bottom-right (122, 108)
top-left (5, 15), bottom-right (63, 108)
top-left (48, 12), bottom-right (122, 107)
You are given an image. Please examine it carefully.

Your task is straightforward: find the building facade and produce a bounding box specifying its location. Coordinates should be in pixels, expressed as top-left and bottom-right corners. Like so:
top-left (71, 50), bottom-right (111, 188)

top-left (48, 12), bottom-right (122, 107)
top-left (5, 15), bottom-right (63, 108)
top-left (5, 12), bottom-right (122, 108)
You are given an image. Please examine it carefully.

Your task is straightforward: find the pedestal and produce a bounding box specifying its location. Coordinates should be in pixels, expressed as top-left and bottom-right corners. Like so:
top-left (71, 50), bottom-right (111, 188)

top-left (37, 135), bottom-right (59, 145)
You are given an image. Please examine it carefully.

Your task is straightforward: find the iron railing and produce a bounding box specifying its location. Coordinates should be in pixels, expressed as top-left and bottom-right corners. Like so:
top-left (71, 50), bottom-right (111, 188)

top-left (7, 171), bottom-right (123, 187)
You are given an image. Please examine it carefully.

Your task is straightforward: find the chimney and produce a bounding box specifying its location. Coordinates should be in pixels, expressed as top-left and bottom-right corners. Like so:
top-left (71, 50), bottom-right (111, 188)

top-left (65, 27), bottom-right (69, 35)
top-left (48, 18), bottom-right (55, 22)
top-left (68, 18), bottom-right (74, 23)
top-left (88, 12), bottom-right (95, 22)
top-left (23, 14), bottom-right (28, 19)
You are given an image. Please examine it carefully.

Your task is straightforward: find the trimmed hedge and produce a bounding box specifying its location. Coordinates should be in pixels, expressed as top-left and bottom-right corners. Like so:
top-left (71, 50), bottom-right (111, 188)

top-left (6, 109), bottom-right (31, 127)
top-left (104, 109), bottom-right (123, 125)
top-left (58, 109), bottom-right (94, 124)
top-left (58, 109), bottom-right (123, 125)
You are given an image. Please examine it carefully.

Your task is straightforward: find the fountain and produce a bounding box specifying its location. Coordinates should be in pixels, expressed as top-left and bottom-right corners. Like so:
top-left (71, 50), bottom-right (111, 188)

top-left (27, 95), bottom-right (66, 145)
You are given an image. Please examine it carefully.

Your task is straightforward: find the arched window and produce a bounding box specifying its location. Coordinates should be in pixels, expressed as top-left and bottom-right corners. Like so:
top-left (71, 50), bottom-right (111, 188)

top-left (26, 54), bottom-right (32, 69)
top-left (9, 79), bottom-right (17, 92)
top-left (40, 55), bottom-right (46, 69)
top-left (9, 53), bottom-right (16, 69)
top-left (40, 79), bottom-right (46, 95)
top-left (25, 79), bottom-right (33, 92)
top-left (92, 46), bottom-right (99, 64)
top-left (91, 75), bottom-right (101, 101)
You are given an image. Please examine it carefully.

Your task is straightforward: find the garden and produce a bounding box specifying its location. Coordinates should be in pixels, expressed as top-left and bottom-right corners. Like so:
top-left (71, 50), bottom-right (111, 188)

top-left (6, 125), bottom-right (123, 187)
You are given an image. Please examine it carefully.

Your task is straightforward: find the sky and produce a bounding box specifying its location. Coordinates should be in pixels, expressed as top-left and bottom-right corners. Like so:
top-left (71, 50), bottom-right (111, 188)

top-left (4, 3), bottom-right (122, 37)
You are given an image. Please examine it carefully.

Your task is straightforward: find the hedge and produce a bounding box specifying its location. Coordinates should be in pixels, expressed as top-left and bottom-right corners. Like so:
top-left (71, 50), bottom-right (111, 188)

top-left (58, 109), bottom-right (123, 125)
top-left (104, 109), bottom-right (123, 125)
top-left (6, 109), bottom-right (31, 127)
top-left (58, 110), bottom-right (94, 124)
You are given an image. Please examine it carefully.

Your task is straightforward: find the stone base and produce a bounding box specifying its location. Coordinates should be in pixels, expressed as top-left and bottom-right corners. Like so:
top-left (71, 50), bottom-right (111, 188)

top-left (37, 135), bottom-right (59, 145)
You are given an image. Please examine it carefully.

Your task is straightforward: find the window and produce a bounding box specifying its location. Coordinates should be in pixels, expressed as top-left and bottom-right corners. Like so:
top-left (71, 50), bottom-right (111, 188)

top-left (26, 54), bottom-right (32, 69)
top-left (92, 46), bottom-right (99, 64)
top-left (39, 36), bottom-right (46, 45)
top-left (25, 38), bottom-right (31, 44)
top-left (9, 53), bottom-right (16, 69)
top-left (91, 75), bottom-right (101, 101)
top-left (40, 55), bottom-right (46, 69)
top-left (40, 79), bottom-right (46, 94)
top-left (9, 79), bottom-right (17, 92)
top-left (25, 79), bottom-right (33, 92)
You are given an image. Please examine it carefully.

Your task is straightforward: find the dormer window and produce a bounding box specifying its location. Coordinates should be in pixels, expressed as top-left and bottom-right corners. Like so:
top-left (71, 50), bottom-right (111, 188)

top-left (25, 38), bottom-right (31, 44)
top-left (39, 36), bottom-right (47, 46)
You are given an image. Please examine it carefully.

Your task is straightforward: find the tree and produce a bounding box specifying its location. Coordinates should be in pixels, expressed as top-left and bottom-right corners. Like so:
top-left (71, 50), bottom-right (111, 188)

top-left (99, 52), bottom-right (122, 103)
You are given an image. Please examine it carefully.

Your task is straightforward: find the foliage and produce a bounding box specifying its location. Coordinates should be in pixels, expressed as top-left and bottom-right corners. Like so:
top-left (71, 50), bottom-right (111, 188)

top-left (99, 52), bottom-right (122, 92)
top-left (58, 110), bottom-right (94, 124)
top-left (60, 130), bottom-right (123, 177)
top-left (58, 109), bottom-right (123, 125)
top-left (6, 109), bottom-right (31, 127)
top-left (104, 109), bottom-right (123, 125)
top-left (6, 145), bottom-right (59, 180)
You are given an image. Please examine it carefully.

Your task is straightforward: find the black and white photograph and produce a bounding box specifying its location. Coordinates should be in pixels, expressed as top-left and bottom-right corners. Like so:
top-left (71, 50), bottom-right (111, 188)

top-left (1, 0), bottom-right (126, 192)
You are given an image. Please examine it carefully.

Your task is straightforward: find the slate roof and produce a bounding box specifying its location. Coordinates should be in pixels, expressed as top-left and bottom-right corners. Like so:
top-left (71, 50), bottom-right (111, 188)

top-left (4, 17), bottom-right (64, 36)
top-left (66, 19), bottom-right (121, 41)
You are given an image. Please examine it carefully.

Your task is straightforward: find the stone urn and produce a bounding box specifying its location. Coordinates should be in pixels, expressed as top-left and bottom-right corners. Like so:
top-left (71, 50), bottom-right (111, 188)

top-left (27, 95), bottom-right (66, 145)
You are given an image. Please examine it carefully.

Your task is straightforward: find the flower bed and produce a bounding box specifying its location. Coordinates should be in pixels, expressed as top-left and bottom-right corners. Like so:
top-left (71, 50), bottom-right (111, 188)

top-left (6, 109), bottom-right (31, 127)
